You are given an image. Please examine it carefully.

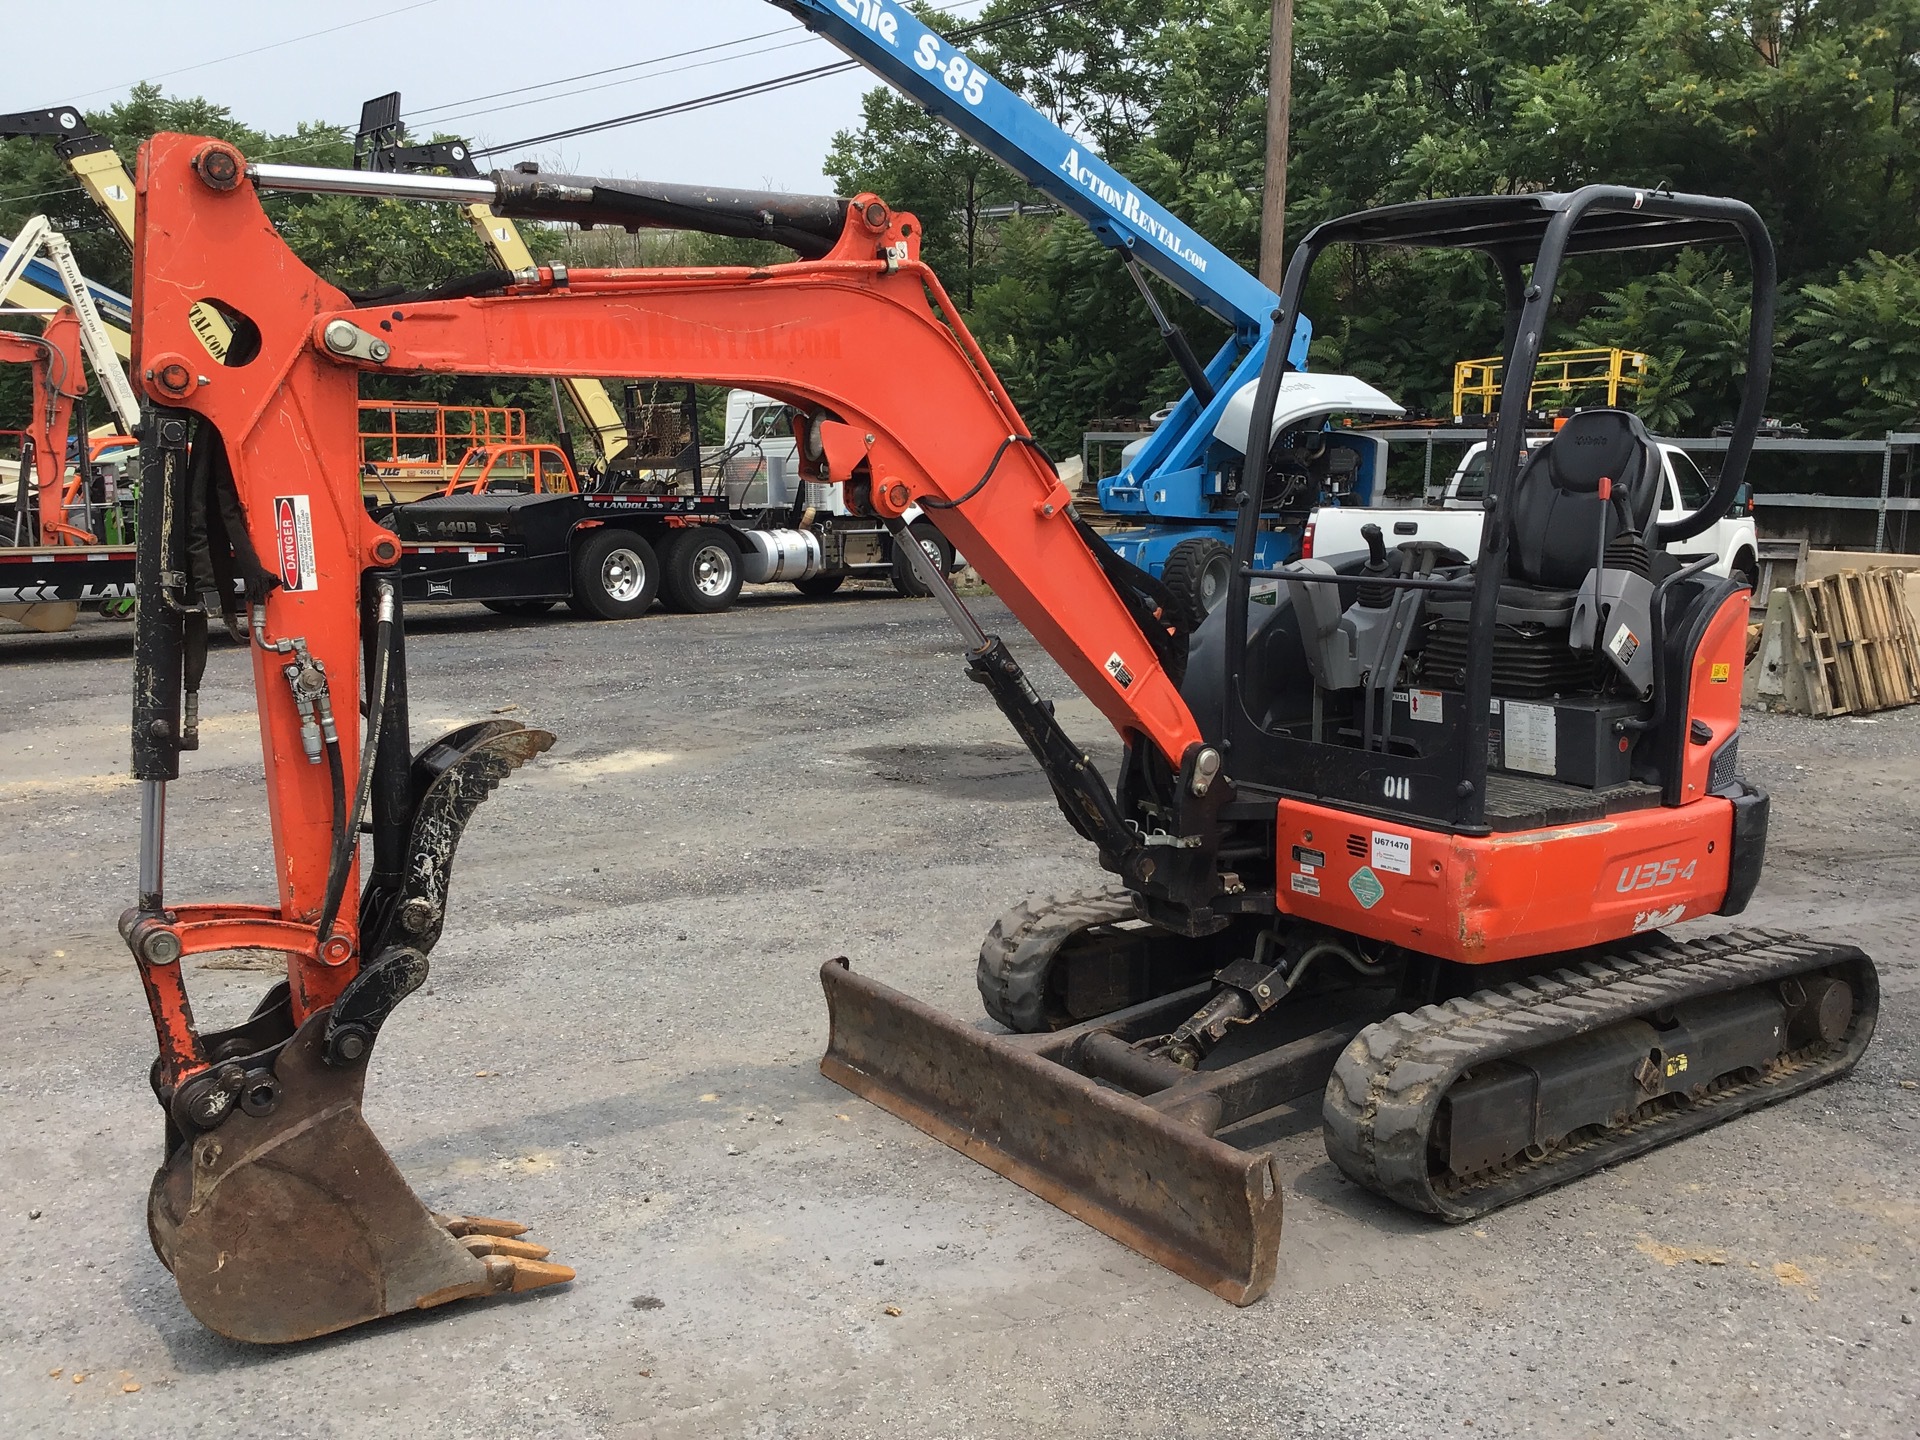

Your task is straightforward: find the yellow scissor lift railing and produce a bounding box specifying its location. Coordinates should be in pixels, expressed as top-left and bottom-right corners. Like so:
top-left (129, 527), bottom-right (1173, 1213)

top-left (1453, 347), bottom-right (1649, 421)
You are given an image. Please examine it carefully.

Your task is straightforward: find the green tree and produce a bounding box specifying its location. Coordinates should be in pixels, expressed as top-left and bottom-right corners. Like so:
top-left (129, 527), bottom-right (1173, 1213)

top-left (821, 0), bottom-right (1920, 445)
top-left (1781, 251), bottom-right (1920, 434)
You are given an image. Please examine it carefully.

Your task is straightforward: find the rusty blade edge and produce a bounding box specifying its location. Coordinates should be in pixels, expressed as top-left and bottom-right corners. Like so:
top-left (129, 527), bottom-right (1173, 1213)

top-left (818, 959), bottom-right (1280, 1306)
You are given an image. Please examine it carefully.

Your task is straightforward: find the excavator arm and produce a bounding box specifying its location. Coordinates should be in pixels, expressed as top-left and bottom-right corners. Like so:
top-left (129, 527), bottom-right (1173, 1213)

top-left (0, 308), bottom-right (88, 544)
top-left (125, 132), bottom-right (1219, 1342)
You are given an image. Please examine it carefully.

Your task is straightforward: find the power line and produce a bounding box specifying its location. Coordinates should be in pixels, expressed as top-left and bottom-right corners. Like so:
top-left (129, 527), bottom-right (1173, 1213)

top-left (426, 35), bottom-right (823, 133)
top-left (473, 62), bottom-right (857, 156)
top-left (399, 25), bottom-right (796, 125)
top-left (473, 0), bottom-right (1082, 159)
top-left (408, 0), bottom-right (985, 135)
top-left (62, 1), bottom-right (447, 105)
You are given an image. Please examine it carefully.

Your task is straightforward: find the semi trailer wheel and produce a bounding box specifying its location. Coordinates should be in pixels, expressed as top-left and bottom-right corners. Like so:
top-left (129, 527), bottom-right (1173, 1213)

top-left (890, 522), bottom-right (954, 597)
top-left (568, 529), bottom-right (659, 619)
top-left (659, 528), bottom-right (743, 613)
top-left (1160, 536), bottom-right (1234, 626)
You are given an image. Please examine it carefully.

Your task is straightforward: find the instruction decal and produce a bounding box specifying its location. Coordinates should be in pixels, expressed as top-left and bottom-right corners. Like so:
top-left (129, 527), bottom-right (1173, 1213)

top-left (1503, 700), bottom-right (1557, 776)
top-left (1607, 622), bottom-right (1641, 667)
top-left (1710, 662), bottom-right (1731, 683)
top-left (1104, 652), bottom-right (1134, 689)
top-left (1347, 866), bottom-right (1385, 909)
top-left (1290, 872), bottom-right (1321, 897)
top-left (1370, 831), bottom-right (1413, 876)
top-left (275, 495), bottom-right (317, 592)
top-left (1291, 845), bottom-right (1326, 870)
top-left (1408, 688), bottom-right (1444, 723)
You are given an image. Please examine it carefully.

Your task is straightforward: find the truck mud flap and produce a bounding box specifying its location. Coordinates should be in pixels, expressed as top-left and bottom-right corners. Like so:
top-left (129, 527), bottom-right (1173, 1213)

top-left (819, 958), bottom-right (1297, 1304)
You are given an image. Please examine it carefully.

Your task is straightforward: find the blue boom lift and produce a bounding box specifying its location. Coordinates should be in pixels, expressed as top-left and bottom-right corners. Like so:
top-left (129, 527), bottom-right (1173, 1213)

top-left (768, 0), bottom-right (1386, 618)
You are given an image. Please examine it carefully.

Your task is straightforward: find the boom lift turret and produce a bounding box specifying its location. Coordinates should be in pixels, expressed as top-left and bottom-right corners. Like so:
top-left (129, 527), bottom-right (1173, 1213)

top-left (120, 134), bottom-right (1872, 1344)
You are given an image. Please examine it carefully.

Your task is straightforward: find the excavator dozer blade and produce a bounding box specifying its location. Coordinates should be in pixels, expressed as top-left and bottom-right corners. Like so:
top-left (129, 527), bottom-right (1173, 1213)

top-left (819, 958), bottom-right (1286, 1305)
top-left (148, 1013), bottom-right (572, 1344)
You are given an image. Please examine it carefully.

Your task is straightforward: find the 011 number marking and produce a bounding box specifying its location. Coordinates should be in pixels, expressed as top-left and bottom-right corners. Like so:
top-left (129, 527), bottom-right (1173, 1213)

top-left (1615, 857), bottom-right (1697, 894)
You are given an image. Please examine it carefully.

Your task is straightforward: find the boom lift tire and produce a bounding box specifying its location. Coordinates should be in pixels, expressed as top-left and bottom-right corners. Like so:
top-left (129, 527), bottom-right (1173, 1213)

top-left (568, 529), bottom-right (659, 620)
top-left (1159, 536), bottom-right (1234, 626)
top-left (659, 526), bottom-right (743, 614)
top-left (890, 521), bottom-right (954, 597)
top-left (794, 572), bottom-right (846, 597)
top-left (482, 599), bottom-right (557, 617)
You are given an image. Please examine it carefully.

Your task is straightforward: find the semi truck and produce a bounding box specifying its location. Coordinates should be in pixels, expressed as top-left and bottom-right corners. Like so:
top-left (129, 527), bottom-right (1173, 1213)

top-left (387, 391), bottom-right (956, 620)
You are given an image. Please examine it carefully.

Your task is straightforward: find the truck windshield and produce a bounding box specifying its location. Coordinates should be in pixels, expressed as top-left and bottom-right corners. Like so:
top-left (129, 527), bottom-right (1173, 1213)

top-left (1454, 451), bottom-right (1490, 502)
top-left (749, 404), bottom-right (793, 439)
top-left (1668, 448), bottom-right (1715, 510)
top-left (1451, 438), bottom-right (1549, 503)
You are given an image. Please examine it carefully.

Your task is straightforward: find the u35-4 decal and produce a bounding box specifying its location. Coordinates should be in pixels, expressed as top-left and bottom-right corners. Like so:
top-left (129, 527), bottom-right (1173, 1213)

top-left (1615, 857), bottom-right (1697, 894)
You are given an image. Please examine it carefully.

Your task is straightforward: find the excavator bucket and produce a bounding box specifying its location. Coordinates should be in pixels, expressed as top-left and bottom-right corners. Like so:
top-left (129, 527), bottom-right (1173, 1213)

top-left (819, 959), bottom-right (1360, 1304)
top-left (148, 1011), bottom-right (571, 1344)
top-left (135, 720), bottom-right (570, 1344)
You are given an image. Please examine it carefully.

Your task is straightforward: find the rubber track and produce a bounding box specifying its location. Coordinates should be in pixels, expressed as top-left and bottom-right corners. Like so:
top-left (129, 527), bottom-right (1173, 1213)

top-left (976, 888), bottom-right (1140, 1033)
top-left (1323, 928), bottom-right (1878, 1221)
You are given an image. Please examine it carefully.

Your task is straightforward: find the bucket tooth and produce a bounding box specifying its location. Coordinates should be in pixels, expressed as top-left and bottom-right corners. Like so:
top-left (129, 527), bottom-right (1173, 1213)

top-left (818, 958), bottom-right (1287, 1305)
top-left (148, 1012), bottom-right (571, 1344)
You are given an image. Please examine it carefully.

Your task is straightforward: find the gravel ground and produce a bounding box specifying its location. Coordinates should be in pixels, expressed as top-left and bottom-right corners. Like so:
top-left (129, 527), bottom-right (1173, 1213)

top-left (0, 588), bottom-right (1914, 1440)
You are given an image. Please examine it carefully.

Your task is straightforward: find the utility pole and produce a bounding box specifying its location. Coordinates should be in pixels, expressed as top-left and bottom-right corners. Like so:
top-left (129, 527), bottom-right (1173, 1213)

top-left (1258, 0), bottom-right (1295, 291)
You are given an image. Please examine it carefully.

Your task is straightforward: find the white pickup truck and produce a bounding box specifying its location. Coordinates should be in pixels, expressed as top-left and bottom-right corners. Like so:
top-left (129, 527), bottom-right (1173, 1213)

top-left (1304, 438), bottom-right (1759, 588)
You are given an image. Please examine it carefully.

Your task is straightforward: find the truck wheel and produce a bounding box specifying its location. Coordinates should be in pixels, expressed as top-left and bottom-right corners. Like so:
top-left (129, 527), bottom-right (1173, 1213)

top-left (482, 599), bottom-right (557, 617)
top-left (1160, 536), bottom-right (1234, 626)
top-left (659, 528), bottom-right (743, 613)
top-left (890, 522), bottom-right (954, 597)
top-left (569, 529), bottom-right (659, 620)
top-left (794, 573), bottom-right (845, 597)
top-left (1731, 548), bottom-right (1759, 592)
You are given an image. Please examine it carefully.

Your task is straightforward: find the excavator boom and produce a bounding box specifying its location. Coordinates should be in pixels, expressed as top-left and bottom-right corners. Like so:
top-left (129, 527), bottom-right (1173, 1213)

top-left (125, 133), bottom-right (1206, 1341)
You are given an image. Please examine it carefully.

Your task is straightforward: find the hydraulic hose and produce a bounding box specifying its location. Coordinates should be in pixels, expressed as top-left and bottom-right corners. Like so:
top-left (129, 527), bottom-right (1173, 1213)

top-left (316, 736), bottom-right (349, 940)
top-left (318, 583), bottom-right (396, 941)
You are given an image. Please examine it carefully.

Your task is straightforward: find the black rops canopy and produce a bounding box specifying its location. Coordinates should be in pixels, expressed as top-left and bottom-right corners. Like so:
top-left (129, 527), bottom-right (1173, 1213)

top-left (1295, 187), bottom-right (1756, 261)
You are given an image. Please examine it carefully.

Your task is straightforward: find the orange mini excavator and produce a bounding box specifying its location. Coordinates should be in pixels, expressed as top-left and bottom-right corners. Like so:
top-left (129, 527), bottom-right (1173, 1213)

top-left (2, 306), bottom-right (91, 546)
top-left (123, 134), bottom-right (1873, 1342)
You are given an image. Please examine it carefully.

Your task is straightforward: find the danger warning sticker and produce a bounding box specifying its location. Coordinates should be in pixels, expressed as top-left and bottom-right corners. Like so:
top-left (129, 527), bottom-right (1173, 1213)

top-left (275, 495), bottom-right (317, 592)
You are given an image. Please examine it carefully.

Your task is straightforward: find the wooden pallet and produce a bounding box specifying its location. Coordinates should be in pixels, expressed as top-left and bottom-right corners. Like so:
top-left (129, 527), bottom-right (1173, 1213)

top-left (1778, 569), bottom-right (1920, 716)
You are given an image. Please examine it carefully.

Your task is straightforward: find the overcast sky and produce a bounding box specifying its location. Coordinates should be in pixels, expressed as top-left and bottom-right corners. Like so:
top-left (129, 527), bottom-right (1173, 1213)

top-left (19, 0), bottom-right (994, 193)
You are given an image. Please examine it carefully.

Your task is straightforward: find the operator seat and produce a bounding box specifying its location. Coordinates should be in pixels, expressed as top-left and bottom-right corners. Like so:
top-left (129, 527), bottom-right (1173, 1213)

top-left (1421, 408), bottom-right (1668, 698)
top-left (1504, 407), bottom-right (1664, 598)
